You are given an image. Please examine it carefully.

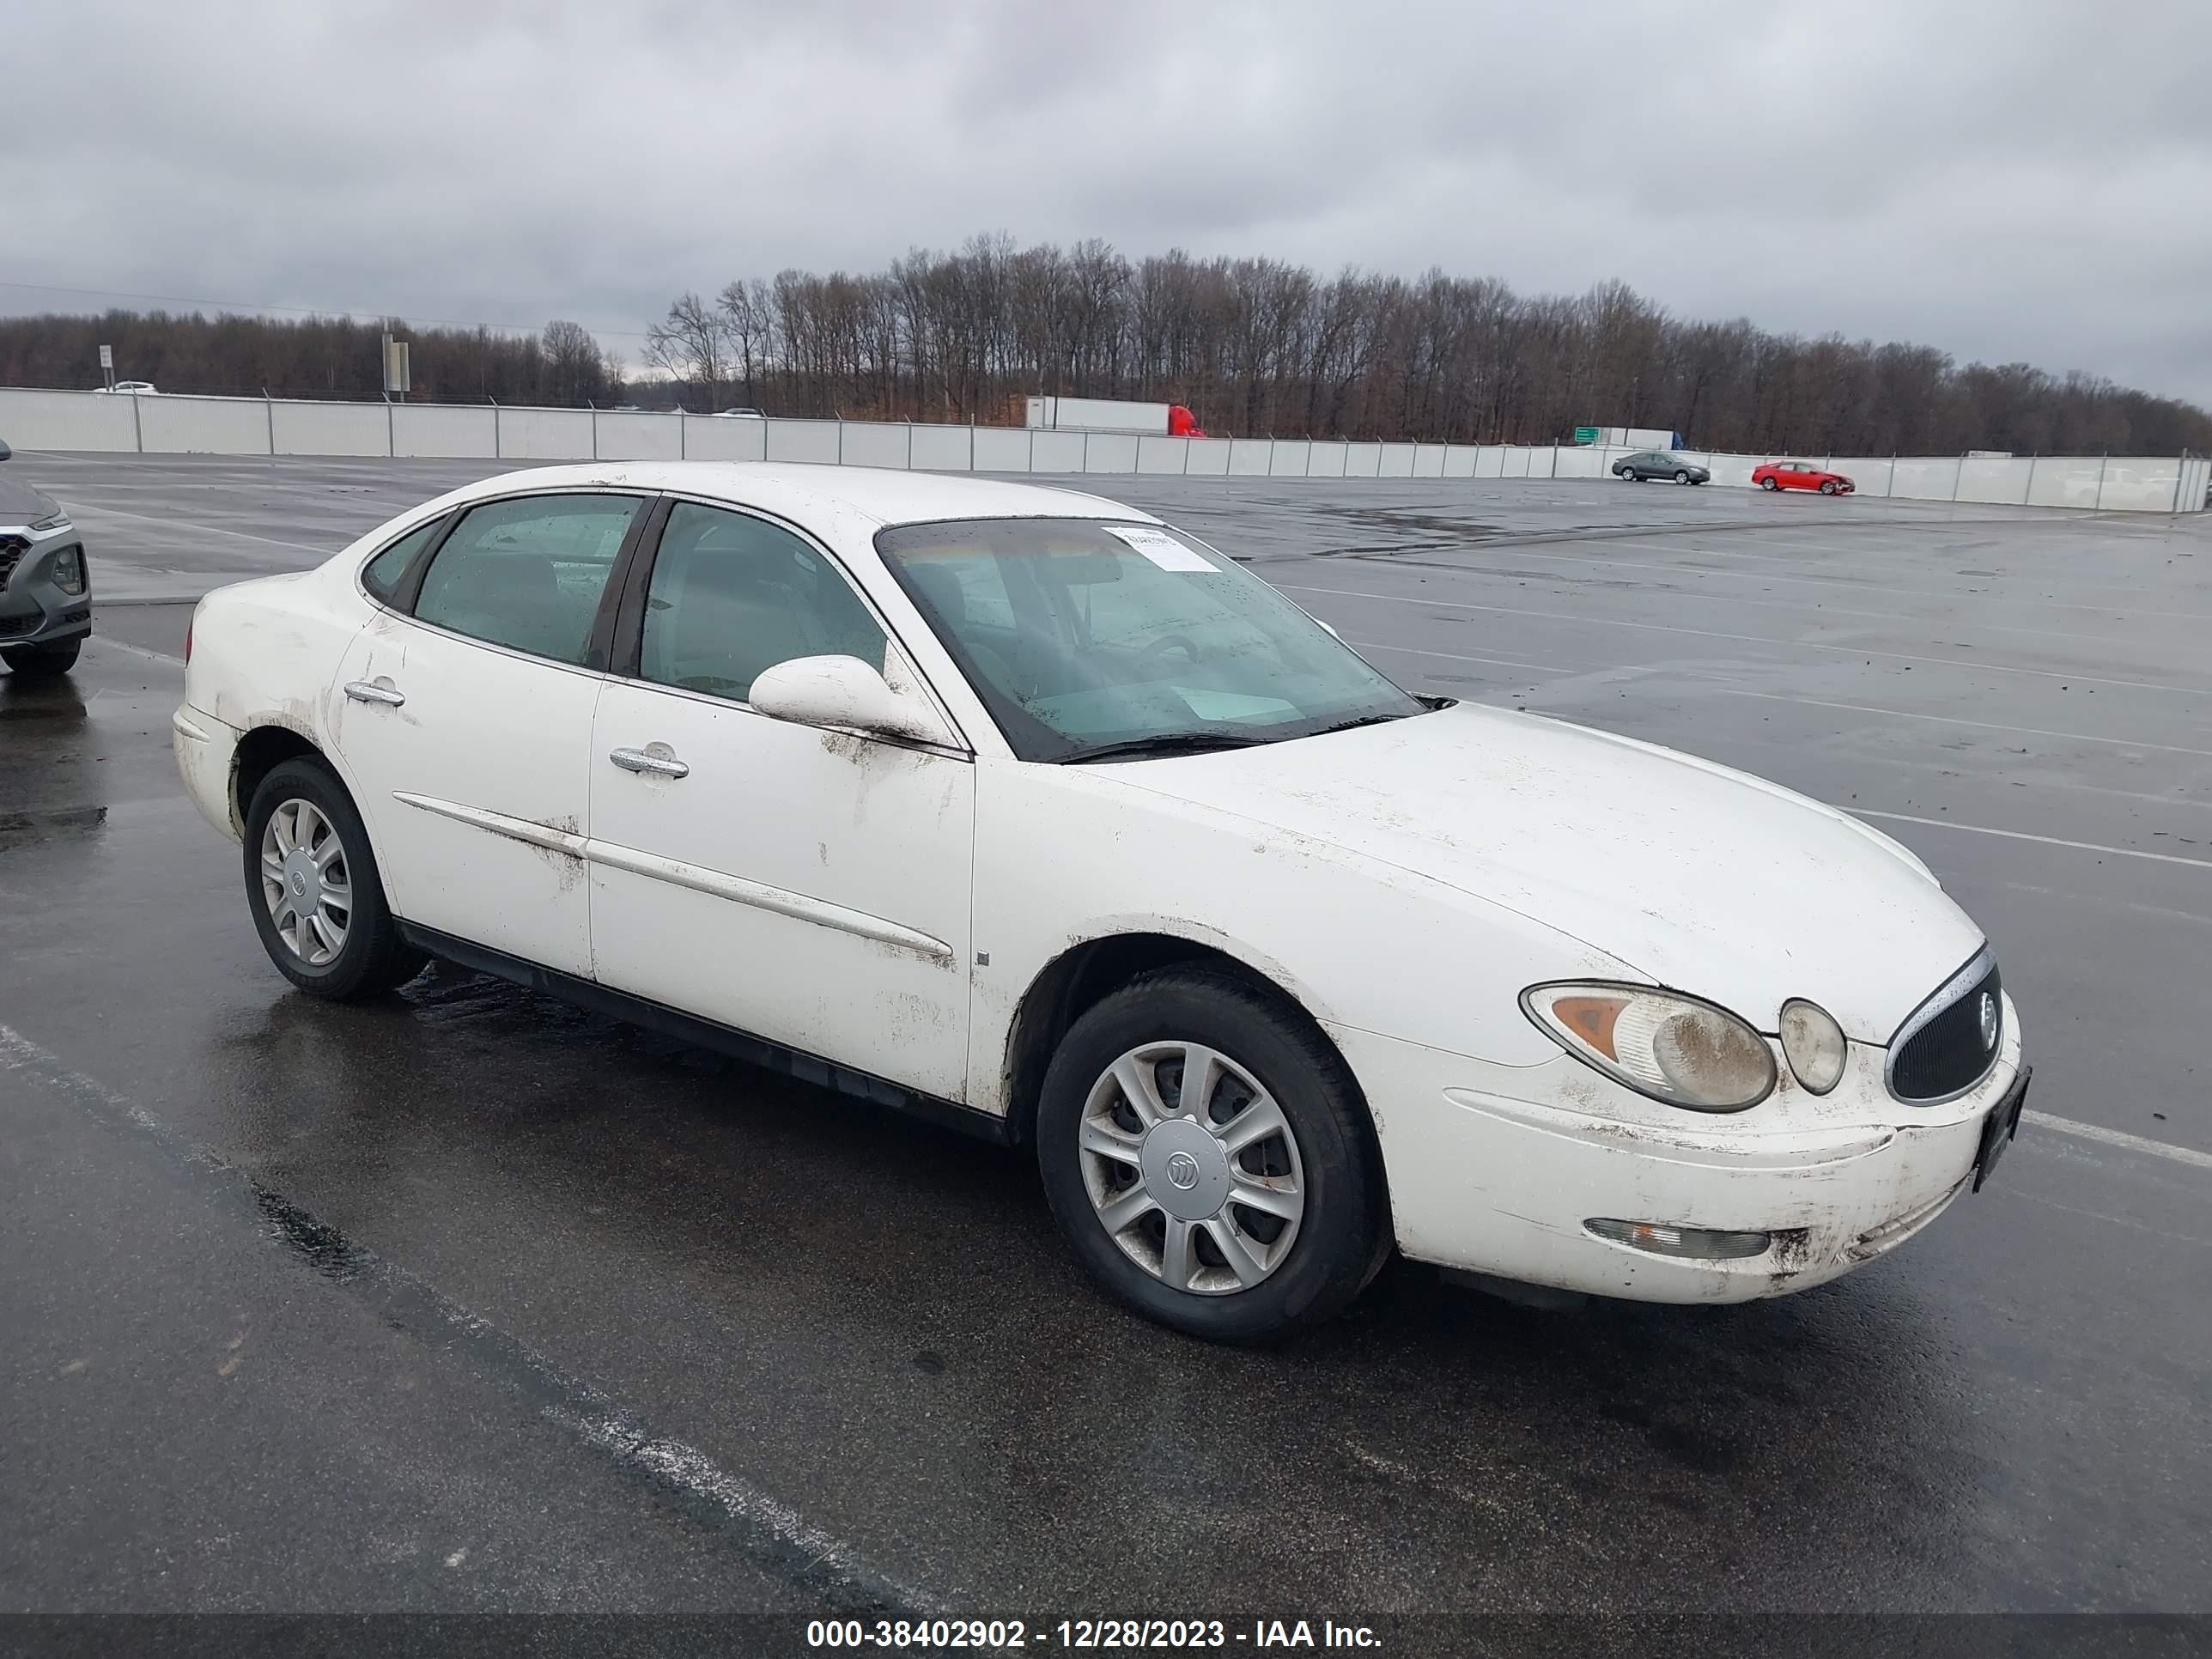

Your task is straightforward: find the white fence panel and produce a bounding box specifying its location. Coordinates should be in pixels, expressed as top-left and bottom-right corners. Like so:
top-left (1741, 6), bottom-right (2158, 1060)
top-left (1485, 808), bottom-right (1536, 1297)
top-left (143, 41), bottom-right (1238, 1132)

top-left (1307, 442), bottom-right (1348, 478)
top-left (1265, 441), bottom-right (1309, 477)
top-left (274, 400), bottom-right (387, 457)
top-left (909, 425), bottom-right (974, 471)
top-left (0, 387), bottom-right (141, 450)
top-left (392, 404), bottom-right (496, 459)
top-left (592, 411), bottom-right (683, 461)
top-left (1030, 430), bottom-right (1085, 473)
top-left (1341, 443), bottom-right (1382, 478)
top-left (1185, 437), bottom-right (1231, 476)
top-left (1377, 442), bottom-right (1418, 478)
top-left (839, 422), bottom-right (910, 469)
top-left (139, 395), bottom-right (270, 454)
top-left (2097, 459), bottom-right (2181, 513)
top-left (2025, 457), bottom-right (2093, 508)
top-left (681, 413), bottom-right (766, 461)
top-left (972, 427), bottom-right (1032, 472)
top-left (1956, 456), bottom-right (2029, 505)
top-left (1408, 444), bottom-right (1445, 478)
top-left (1084, 433), bottom-right (1139, 473)
top-left (1473, 447), bottom-right (1504, 478)
top-left (1554, 446), bottom-right (1605, 479)
top-left (1137, 435), bottom-right (1188, 475)
top-left (763, 419), bottom-right (841, 465)
top-left (1443, 445), bottom-right (1479, 478)
top-left (1820, 456), bottom-right (1890, 496)
top-left (1228, 439), bottom-right (1273, 476)
top-left (1889, 457), bottom-right (1960, 500)
top-left (491, 406), bottom-right (592, 460)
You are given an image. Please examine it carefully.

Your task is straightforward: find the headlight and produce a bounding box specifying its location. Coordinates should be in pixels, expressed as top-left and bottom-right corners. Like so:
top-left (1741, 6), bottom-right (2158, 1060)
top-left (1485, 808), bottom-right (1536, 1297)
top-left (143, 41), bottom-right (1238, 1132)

top-left (1522, 982), bottom-right (1776, 1111)
top-left (30, 514), bottom-right (70, 533)
top-left (1778, 999), bottom-right (1846, 1094)
top-left (52, 546), bottom-right (86, 597)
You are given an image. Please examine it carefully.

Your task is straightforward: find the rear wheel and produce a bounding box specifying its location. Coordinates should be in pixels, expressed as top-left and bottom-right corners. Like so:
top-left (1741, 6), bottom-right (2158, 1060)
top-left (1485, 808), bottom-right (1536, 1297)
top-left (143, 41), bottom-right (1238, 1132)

top-left (244, 757), bottom-right (426, 1000)
top-left (1759, 476), bottom-right (1781, 490)
top-left (1036, 969), bottom-right (1386, 1343)
top-left (2, 636), bottom-right (82, 678)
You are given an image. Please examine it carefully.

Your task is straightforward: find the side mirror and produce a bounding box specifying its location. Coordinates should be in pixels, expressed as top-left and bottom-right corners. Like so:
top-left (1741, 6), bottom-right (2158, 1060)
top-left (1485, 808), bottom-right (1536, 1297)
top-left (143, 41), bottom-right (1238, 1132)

top-left (748, 654), bottom-right (948, 745)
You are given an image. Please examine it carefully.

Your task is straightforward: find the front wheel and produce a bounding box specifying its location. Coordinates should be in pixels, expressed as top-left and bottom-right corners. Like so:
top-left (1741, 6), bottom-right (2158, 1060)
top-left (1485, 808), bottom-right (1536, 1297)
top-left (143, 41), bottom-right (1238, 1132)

top-left (2, 636), bottom-right (82, 678)
top-left (1820, 480), bottom-right (1839, 495)
top-left (1674, 470), bottom-right (1692, 484)
top-left (1036, 969), bottom-right (1386, 1343)
top-left (244, 757), bottom-right (426, 1000)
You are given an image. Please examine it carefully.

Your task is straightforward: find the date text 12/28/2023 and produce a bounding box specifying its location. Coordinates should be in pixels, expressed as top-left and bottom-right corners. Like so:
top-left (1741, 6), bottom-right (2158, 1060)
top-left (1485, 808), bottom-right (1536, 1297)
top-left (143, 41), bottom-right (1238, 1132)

top-left (806, 1619), bottom-right (1382, 1649)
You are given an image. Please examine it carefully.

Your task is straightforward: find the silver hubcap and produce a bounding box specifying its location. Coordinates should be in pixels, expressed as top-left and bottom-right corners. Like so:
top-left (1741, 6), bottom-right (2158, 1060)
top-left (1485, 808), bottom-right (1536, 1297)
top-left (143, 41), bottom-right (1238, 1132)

top-left (1079, 1041), bottom-right (1306, 1296)
top-left (259, 798), bottom-right (350, 967)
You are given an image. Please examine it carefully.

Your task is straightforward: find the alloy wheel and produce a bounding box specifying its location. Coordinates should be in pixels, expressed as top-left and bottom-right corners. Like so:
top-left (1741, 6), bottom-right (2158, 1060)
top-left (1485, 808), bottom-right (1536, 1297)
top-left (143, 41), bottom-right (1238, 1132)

top-left (258, 797), bottom-right (351, 967)
top-left (1077, 1040), bottom-right (1306, 1295)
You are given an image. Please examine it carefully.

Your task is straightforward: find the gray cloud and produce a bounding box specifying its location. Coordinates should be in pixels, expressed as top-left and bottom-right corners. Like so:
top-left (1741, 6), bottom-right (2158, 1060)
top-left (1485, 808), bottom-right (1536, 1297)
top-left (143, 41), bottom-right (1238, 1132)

top-left (14, 0), bottom-right (2211, 400)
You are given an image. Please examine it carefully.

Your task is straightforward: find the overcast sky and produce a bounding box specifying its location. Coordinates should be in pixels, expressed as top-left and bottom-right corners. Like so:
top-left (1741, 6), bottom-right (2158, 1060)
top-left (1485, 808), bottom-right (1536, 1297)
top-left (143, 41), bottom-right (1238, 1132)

top-left (14, 0), bottom-right (2211, 403)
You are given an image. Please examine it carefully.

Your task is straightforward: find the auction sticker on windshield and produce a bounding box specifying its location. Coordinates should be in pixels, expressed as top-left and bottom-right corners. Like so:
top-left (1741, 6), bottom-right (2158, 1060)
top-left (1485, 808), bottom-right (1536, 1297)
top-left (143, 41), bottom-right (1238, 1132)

top-left (1106, 525), bottom-right (1216, 571)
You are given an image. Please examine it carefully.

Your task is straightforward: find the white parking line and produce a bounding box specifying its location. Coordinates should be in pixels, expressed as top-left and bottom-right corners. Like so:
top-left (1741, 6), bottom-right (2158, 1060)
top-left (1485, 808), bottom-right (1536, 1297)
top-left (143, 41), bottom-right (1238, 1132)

top-left (1278, 581), bottom-right (2212, 699)
top-left (2024, 1112), bottom-right (2212, 1171)
top-left (0, 1022), bottom-right (940, 1615)
top-left (1715, 689), bottom-right (2212, 760)
top-left (1855, 810), bottom-right (2212, 870)
top-left (1346, 639), bottom-right (1585, 676)
top-left (67, 501), bottom-right (332, 556)
top-left (95, 638), bottom-right (185, 667)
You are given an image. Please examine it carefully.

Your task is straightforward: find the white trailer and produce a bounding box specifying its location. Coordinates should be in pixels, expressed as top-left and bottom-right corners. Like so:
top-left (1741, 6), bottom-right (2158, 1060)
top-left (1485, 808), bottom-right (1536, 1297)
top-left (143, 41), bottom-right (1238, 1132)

top-left (1024, 396), bottom-right (1205, 436)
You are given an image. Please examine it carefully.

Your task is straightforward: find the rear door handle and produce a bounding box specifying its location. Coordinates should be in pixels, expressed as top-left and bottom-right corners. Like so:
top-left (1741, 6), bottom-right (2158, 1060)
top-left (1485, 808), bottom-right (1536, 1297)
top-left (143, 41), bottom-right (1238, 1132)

top-left (343, 678), bottom-right (405, 707)
top-left (609, 746), bottom-right (690, 779)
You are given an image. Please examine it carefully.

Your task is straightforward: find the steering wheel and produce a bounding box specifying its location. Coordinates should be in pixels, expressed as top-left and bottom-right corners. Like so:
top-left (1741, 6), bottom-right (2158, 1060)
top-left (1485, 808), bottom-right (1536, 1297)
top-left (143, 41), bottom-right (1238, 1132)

top-left (1133, 633), bottom-right (1201, 674)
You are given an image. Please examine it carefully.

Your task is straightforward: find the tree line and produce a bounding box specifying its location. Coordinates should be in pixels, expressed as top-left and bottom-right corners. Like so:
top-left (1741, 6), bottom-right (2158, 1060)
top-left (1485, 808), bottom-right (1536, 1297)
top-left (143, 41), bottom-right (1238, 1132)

top-left (3, 237), bottom-right (2204, 457)
top-left (0, 311), bottom-right (622, 408)
top-left (647, 234), bottom-right (2209, 456)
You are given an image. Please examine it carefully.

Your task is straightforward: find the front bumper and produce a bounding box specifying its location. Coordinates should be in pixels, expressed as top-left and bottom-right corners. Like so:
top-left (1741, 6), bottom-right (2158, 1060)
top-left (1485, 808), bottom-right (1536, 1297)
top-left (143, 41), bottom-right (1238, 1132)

top-left (0, 520), bottom-right (93, 647)
top-left (1330, 997), bottom-right (2024, 1303)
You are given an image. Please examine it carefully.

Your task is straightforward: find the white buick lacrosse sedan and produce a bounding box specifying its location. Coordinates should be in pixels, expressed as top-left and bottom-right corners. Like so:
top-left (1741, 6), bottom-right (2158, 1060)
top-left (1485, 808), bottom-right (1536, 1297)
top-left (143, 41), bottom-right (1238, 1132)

top-left (175, 464), bottom-right (2027, 1340)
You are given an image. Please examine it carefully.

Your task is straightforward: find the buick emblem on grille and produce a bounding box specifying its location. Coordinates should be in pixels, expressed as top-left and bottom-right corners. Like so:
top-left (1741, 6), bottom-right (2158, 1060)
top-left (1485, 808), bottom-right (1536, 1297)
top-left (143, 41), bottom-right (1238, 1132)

top-left (1978, 992), bottom-right (1998, 1052)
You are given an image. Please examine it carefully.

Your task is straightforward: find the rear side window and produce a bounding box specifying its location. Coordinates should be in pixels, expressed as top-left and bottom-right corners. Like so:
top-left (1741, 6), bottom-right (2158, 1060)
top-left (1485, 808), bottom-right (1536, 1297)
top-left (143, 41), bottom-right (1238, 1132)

top-left (638, 501), bottom-right (885, 703)
top-left (412, 494), bottom-right (641, 665)
top-left (360, 517), bottom-right (443, 604)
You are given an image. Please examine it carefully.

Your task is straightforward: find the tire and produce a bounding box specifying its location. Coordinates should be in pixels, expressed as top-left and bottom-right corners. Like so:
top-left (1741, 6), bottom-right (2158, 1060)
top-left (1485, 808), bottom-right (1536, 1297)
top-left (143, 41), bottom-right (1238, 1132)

top-left (243, 756), bottom-right (426, 1000)
top-left (1036, 968), bottom-right (1386, 1344)
top-left (1674, 470), bottom-right (1692, 484)
top-left (2, 635), bottom-right (82, 678)
top-left (1759, 477), bottom-right (1780, 491)
top-left (1820, 480), bottom-right (1838, 495)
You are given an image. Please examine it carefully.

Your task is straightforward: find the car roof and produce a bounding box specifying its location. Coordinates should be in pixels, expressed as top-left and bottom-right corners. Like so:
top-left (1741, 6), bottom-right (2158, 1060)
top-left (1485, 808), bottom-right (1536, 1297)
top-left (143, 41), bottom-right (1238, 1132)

top-left (437, 462), bottom-right (1158, 531)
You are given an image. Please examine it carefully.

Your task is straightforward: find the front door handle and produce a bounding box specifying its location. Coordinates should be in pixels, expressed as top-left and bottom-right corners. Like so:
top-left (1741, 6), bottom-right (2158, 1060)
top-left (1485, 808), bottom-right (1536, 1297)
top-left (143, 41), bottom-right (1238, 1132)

top-left (609, 745), bottom-right (690, 780)
top-left (343, 678), bottom-right (406, 707)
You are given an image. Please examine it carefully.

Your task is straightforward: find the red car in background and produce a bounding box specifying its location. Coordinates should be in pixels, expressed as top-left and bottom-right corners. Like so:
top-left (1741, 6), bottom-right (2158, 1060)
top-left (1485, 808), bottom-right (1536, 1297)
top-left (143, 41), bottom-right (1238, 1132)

top-left (1754, 459), bottom-right (1855, 495)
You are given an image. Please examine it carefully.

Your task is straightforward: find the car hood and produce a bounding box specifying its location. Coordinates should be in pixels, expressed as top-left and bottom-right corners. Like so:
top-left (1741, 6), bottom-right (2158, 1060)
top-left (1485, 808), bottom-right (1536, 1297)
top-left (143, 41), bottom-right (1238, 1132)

top-left (0, 474), bottom-right (61, 525)
top-left (1103, 702), bottom-right (1982, 1042)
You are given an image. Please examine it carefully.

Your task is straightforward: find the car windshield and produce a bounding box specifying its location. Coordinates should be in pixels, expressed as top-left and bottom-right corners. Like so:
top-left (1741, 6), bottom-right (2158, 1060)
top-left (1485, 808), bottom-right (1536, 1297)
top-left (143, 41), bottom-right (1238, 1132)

top-left (876, 518), bottom-right (1429, 763)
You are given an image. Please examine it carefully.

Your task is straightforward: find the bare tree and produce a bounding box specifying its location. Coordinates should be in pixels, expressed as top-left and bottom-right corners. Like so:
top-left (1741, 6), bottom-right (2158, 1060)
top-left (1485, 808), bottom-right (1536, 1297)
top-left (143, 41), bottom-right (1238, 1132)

top-left (644, 292), bottom-right (729, 409)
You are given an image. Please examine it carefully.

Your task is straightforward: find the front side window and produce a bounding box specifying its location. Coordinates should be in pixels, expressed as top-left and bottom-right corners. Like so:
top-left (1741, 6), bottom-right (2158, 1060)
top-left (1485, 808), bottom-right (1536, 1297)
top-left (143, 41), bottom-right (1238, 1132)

top-left (638, 501), bottom-right (886, 703)
top-left (411, 493), bottom-right (641, 665)
top-left (878, 518), bottom-right (1427, 763)
top-left (360, 516), bottom-right (444, 604)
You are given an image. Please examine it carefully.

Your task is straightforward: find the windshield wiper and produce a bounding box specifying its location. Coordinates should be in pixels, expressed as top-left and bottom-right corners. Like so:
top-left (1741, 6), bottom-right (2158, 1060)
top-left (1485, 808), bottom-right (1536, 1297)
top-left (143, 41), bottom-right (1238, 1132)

top-left (1304, 712), bottom-right (1412, 738)
top-left (1060, 732), bottom-right (1273, 764)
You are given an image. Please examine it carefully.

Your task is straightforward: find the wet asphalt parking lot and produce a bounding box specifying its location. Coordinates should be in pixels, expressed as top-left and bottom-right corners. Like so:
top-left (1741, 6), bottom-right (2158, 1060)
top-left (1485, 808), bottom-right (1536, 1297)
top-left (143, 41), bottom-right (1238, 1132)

top-left (3, 453), bottom-right (2209, 1643)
